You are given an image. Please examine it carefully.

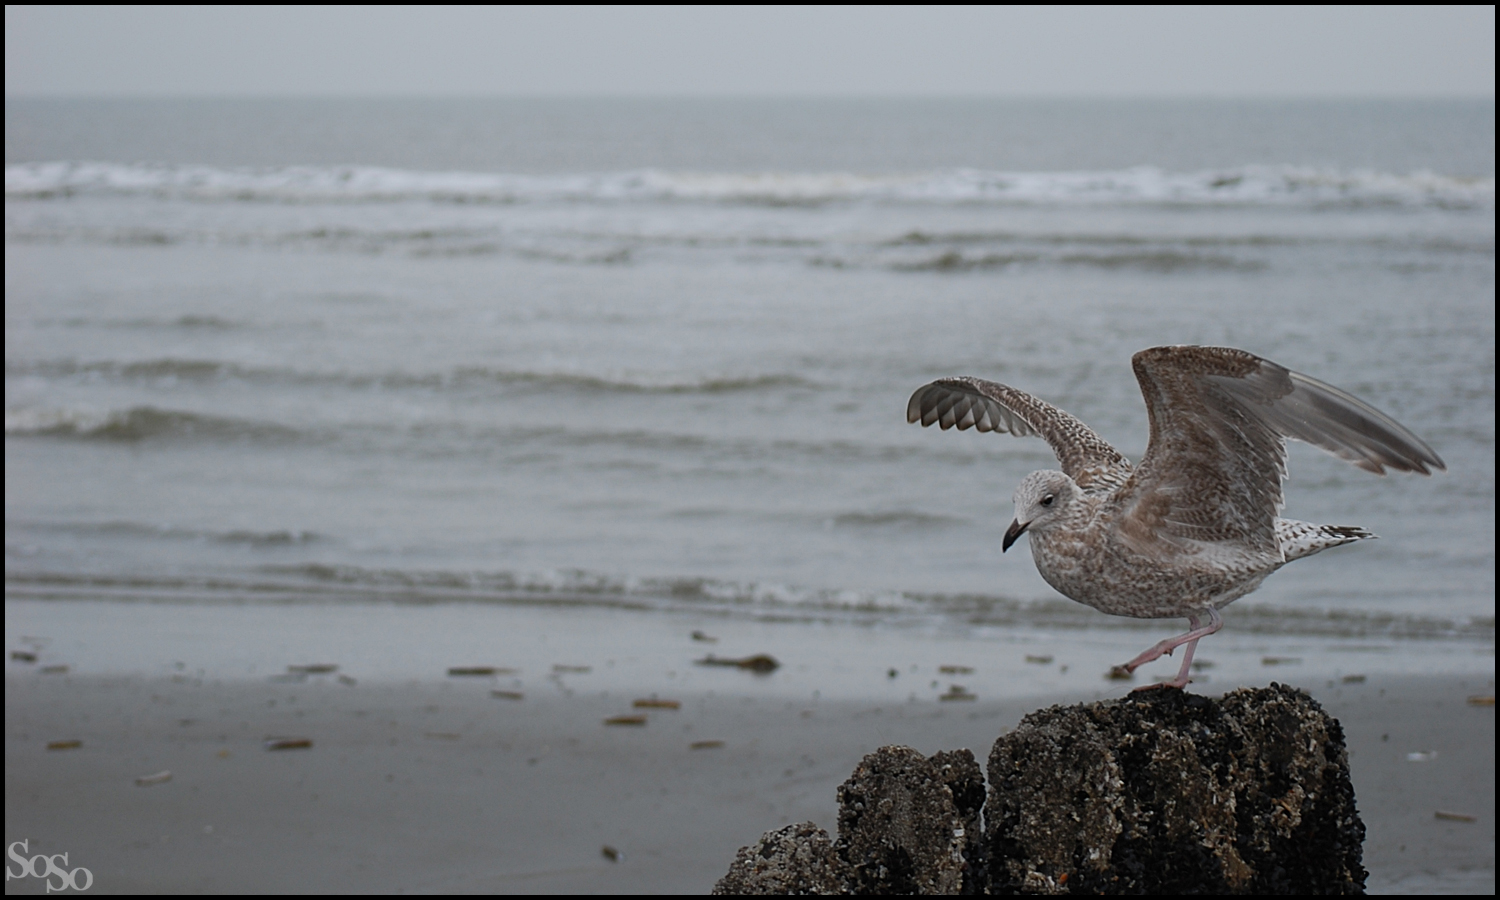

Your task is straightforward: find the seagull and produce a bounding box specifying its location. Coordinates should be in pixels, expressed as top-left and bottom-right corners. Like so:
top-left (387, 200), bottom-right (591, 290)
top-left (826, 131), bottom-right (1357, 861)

top-left (906, 345), bottom-right (1445, 689)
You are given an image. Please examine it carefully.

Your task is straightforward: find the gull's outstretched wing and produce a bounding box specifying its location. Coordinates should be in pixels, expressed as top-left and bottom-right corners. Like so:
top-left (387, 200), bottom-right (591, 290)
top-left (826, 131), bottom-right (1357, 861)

top-left (1121, 345), bottom-right (1445, 548)
top-left (906, 376), bottom-right (1130, 490)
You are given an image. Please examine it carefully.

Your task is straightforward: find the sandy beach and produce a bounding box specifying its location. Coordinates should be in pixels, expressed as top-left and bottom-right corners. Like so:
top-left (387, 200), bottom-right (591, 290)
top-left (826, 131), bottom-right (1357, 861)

top-left (3, 600), bottom-right (1493, 894)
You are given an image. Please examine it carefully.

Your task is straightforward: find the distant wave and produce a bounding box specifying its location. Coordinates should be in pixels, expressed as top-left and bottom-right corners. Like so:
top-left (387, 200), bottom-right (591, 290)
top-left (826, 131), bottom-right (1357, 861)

top-left (9, 202), bottom-right (1490, 272)
top-left (879, 249), bottom-right (1264, 273)
top-left (7, 161), bottom-right (1492, 209)
top-left (2, 393), bottom-right (967, 469)
top-left (5, 563), bottom-right (1491, 641)
top-left (464, 369), bottom-right (815, 395)
top-left (4, 404), bottom-right (306, 443)
top-left (10, 519), bottom-right (322, 547)
top-left (6, 358), bottom-right (814, 395)
top-left (828, 510), bottom-right (966, 529)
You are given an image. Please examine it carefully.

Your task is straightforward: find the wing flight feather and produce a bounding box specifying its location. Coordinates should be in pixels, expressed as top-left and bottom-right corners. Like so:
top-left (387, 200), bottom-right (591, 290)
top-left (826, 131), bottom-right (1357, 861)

top-left (1123, 346), bottom-right (1444, 550)
top-left (906, 376), bottom-right (1129, 489)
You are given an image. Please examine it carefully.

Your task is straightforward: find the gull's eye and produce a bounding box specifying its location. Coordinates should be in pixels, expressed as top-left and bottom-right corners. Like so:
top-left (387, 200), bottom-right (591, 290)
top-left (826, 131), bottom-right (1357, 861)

top-left (1040, 494), bottom-right (1055, 508)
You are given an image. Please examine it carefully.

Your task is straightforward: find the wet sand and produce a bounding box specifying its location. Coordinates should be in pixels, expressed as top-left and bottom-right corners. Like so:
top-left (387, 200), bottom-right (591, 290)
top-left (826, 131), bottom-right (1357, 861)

top-left (3, 601), bottom-right (1494, 894)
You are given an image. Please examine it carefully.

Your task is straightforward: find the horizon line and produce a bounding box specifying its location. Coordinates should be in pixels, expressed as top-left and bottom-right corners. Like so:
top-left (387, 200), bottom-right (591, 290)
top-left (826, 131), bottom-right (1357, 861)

top-left (6, 92), bottom-right (1496, 103)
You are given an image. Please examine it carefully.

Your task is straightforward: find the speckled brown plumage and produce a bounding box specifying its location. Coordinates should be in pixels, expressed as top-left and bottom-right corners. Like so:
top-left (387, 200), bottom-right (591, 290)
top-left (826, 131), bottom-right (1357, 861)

top-left (907, 345), bottom-right (1445, 688)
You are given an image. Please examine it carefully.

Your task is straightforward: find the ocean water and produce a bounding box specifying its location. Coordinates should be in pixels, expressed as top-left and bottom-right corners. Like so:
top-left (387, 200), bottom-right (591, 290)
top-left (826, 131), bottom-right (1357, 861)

top-left (4, 98), bottom-right (1495, 648)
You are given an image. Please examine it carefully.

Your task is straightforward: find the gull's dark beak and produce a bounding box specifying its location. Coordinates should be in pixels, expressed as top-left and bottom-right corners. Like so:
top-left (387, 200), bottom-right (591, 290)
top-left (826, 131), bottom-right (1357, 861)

top-left (1002, 519), bottom-right (1028, 553)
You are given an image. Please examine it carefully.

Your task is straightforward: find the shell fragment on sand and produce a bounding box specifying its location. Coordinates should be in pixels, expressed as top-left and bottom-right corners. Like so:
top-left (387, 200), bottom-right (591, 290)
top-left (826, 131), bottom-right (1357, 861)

top-left (264, 737), bottom-right (313, 751)
top-left (604, 714), bottom-right (648, 726)
top-left (633, 698), bottom-right (681, 709)
top-left (695, 654), bottom-right (780, 673)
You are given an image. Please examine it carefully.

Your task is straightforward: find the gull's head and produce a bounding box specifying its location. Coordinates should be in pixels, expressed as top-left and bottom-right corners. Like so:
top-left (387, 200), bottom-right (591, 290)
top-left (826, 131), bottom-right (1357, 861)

top-left (1003, 470), bottom-right (1078, 552)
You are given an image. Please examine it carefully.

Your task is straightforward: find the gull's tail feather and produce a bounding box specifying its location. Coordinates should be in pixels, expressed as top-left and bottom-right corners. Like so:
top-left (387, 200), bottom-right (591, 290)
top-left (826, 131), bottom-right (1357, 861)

top-left (1277, 520), bottom-right (1376, 562)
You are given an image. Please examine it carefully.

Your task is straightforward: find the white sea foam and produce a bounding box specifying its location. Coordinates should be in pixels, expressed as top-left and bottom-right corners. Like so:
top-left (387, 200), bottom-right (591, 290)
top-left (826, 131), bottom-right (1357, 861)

top-left (6, 161), bottom-right (1492, 209)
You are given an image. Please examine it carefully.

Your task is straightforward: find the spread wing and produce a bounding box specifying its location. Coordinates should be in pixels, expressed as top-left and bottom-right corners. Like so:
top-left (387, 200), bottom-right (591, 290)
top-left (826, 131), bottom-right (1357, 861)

top-left (1120, 345), bottom-right (1445, 549)
top-left (906, 376), bottom-right (1130, 490)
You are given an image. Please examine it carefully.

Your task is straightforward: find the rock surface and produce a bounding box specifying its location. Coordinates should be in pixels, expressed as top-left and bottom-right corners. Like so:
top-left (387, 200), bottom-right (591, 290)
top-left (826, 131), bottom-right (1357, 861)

top-left (835, 746), bottom-right (975, 894)
top-left (712, 684), bottom-right (1366, 895)
top-left (712, 821), bottom-right (851, 895)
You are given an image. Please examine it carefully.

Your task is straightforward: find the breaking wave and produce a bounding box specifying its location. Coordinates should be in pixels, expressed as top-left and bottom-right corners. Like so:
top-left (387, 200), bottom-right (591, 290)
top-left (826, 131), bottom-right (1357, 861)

top-left (7, 161), bottom-right (1492, 209)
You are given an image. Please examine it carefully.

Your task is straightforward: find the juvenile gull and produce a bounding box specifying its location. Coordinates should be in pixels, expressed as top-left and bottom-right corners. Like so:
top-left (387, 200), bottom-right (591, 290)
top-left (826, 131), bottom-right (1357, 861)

top-left (907, 345), bottom-right (1445, 689)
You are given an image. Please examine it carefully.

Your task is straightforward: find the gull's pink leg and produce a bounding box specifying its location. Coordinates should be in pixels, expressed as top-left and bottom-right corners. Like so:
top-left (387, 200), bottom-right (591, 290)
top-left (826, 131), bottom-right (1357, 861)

top-left (1124, 614), bottom-right (1201, 671)
top-left (1158, 635), bottom-right (1202, 691)
top-left (1124, 607), bottom-right (1223, 691)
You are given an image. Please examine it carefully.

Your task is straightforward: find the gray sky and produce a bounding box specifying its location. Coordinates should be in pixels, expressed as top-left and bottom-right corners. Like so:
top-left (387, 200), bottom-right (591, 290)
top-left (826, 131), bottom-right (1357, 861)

top-left (5, 5), bottom-right (1495, 98)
